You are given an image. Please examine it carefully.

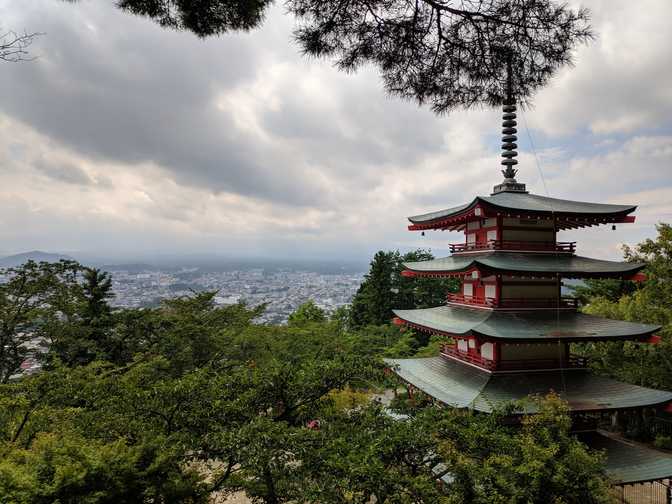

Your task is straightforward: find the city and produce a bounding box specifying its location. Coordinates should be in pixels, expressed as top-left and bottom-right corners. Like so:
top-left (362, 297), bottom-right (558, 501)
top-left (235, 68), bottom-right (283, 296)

top-left (108, 267), bottom-right (364, 324)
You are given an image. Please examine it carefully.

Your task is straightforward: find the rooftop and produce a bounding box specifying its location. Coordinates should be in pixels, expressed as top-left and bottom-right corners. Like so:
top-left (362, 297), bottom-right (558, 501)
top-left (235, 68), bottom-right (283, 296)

top-left (408, 191), bottom-right (636, 230)
top-left (402, 252), bottom-right (645, 279)
top-left (580, 432), bottom-right (672, 485)
top-left (384, 357), bottom-right (672, 413)
top-left (393, 305), bottom-right (660, 342)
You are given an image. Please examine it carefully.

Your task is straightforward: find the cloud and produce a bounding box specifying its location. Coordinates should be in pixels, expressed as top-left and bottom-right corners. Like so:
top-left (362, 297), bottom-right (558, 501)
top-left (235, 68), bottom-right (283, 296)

top-left (0, 0), bottom-right (669, 261)
top-left (529, 0), bottom-right (672, 136)
top-left (33, 158), bottom-right (95, 186)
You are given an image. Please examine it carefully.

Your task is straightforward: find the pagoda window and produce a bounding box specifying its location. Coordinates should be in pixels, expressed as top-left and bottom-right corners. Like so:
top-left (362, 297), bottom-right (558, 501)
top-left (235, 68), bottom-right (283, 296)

top-left (457, 339), bottom-right (468, 353)
top-left (483, 218), bottom-right (497, 228)
top-left (463, 283), bottom-right (474, 297)
top-left (486, 229), bottom-right (498, 242)
top-left (468, 338), bottom-right (476, 349)
top-left (467, 233), bottom-right (476, 244)
top-left (480, 342), bottom-right (494, 360)
top-left (467, 221), bottom-right (481, 230)
top-left (485, 284), bottom-right (497, 300)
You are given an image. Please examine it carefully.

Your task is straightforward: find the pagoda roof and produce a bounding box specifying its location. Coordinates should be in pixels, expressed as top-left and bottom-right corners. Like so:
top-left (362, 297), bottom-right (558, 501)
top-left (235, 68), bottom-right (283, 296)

top-left (393, 306), bottom-right (660, 342)
top-left (408, 192), bottom-right (636, 230)
top-left (403, 252), bottom-right (645, 279)
top-left (384, 357), bottom-right (672, 413)
top-left (580, 432), bottom-right (672, 485)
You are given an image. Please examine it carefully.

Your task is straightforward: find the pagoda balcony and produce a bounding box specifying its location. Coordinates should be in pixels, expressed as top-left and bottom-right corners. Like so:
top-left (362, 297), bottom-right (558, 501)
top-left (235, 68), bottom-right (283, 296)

top-left (449, 240), bottom-right (576, 254)
top-left (446, 293), bottom-right (579, 310)
top-left (445, 293), bottom-right (497, 308)
top-left (440, 343), bottom-right (496, 371)
top-left (440, 343), bottom-right (589, 372)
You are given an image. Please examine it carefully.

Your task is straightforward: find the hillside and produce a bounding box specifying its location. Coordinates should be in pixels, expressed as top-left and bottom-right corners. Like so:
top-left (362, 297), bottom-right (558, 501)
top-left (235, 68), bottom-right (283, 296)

top-left (0, 251), bottom-right (76, 268)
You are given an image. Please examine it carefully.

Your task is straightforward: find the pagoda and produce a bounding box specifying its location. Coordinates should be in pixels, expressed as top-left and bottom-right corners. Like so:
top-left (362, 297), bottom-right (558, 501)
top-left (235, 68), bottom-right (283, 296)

top-left (385, 100), bottom-right (672, 492)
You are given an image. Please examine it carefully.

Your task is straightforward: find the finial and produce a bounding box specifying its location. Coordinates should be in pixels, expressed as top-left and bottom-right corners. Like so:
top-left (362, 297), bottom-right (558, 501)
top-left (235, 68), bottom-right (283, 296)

top-left (501, 57), bottom-right (518, 173)
top-left (492, 54), bottom-right (527, 195)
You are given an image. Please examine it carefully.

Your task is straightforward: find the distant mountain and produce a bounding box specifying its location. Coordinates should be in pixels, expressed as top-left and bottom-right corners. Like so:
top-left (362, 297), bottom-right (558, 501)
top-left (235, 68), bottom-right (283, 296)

top-left (0, 250), bottom-right (76, 268)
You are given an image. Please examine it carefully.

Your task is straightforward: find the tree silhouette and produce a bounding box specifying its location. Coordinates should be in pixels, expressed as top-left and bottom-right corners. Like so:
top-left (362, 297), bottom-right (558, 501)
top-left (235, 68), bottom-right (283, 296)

top-left (81, 267), bottom-right (114, 326)
top-left (0, 29), bottom-right (41, 62)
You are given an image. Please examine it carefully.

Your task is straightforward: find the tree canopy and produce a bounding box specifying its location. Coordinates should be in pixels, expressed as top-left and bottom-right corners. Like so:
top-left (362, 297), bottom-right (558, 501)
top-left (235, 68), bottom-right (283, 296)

top-left (575, 223), bottom-right (672, 395)
top-left (349, 249), bottom-right (458, 328)
top-left (0, 256), bottom-right (614, 503)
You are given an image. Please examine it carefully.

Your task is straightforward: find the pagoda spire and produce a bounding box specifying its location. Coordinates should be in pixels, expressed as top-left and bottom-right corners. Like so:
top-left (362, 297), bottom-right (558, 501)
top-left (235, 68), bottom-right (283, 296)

top-left (492, 56), bottom-right (527, 195)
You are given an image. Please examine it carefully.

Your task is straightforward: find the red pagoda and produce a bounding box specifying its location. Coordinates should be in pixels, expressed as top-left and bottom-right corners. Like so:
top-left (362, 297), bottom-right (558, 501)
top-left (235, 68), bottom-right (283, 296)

top-left (385, 100), bottom-right (672, 494)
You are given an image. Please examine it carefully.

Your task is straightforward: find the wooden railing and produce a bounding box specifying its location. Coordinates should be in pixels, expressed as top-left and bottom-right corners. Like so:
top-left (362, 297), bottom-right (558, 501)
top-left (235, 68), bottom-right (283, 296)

top-left (440, 343), bottom-right (589, 372)
top-left (449, 240), bottom-right (576, 254)
top-left (441, 344), bottom-right (496, 370)
top-left (445, 293), bottom-right (497, 307)
top-left (446, 293), bottom-right (578, 309)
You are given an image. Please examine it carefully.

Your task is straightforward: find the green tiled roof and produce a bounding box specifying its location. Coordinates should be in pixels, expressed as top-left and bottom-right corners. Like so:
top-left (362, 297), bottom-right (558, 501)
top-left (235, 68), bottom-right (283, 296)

top-left (403, 252), bottom-right (645, 278)
top-left (409, 192), bottom-right (636, 224)
top-left (384, 357), bottom-right (672, 413)
top-left (384, 356), bottom-right (490, 409)
top-left (579, 432), bottom-right (672, 484)
top-left (476, 370), bottom-right (672, 412)
top-left (393, 306), bottom-right (660, 341)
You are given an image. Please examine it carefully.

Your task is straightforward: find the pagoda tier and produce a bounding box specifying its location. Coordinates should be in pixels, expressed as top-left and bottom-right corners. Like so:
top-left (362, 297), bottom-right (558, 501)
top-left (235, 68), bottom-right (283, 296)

top-left (408, 191), bottom-right (636, 232)
top-left (393, 306), bottom-right (660, 343)
top-left (393, 306), bottom-right (660, 373)
top-left (384, 356), bottom-right (672, 414)
top-left (402, 252), bottom-right (645, 280)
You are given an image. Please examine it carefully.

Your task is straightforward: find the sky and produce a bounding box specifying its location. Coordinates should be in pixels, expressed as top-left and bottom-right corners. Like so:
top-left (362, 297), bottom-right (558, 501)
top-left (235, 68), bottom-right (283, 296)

top-left (0, 0), bottom-right (670, 263)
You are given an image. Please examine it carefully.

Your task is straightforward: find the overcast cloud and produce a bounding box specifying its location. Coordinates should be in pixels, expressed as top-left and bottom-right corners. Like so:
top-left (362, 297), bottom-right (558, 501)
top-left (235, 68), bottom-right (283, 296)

top-left (0, 0), bottom-right (670, 262)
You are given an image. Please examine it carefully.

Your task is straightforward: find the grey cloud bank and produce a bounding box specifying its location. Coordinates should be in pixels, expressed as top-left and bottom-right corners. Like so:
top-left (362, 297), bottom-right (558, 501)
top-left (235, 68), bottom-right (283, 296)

top-left (0, 0), bottom-right (670, 261)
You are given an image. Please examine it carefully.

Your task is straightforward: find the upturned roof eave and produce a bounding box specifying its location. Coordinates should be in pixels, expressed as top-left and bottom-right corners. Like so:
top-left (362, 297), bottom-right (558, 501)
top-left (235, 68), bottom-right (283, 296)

top-left (407, 197), bottom-right (480, 225)
top-left (396, 317), bottom-right (660, 343)
top-left (401, 255), bottom-right (646, 278)
top-left (392, 306), bottom-right (661, 342)
top-left (385, 357), bottom-right (672, 414)
top-left (407, 193), bottom-right (637, 226)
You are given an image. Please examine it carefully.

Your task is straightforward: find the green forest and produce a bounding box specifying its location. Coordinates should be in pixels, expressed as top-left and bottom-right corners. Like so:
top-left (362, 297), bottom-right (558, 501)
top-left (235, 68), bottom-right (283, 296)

top-left (1, 224), bottom-right (672, 503)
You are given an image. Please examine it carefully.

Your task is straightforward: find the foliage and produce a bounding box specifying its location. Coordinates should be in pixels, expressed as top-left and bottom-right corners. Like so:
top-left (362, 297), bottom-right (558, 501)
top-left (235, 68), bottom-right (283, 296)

top-left (654, 434), bottom-right (672, 451)
top-left (288, 300), bottom-right (326, 325)
top-left (80, 268), bottom-right (114, 325)
top-left (432, 393), bottom-right (612, 503)
top-left (0, 257), bottom-right (615, 503)
top-left (0, 432), bottom-right (205, 503)
top-left (303, 405), bottom-right (450, 503)
top-left (349, 249), bottom-right (458, 328)
top-left (300, 394), bottom-right (611, 504)
top-left (0, 273), bottom-right (384, 503)
top-left (576, 224), bottom-right (672, 390)
top-left (570, 278), bottom-right (637, 305)
top-left (0, 260), bottom-right (85, 382)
